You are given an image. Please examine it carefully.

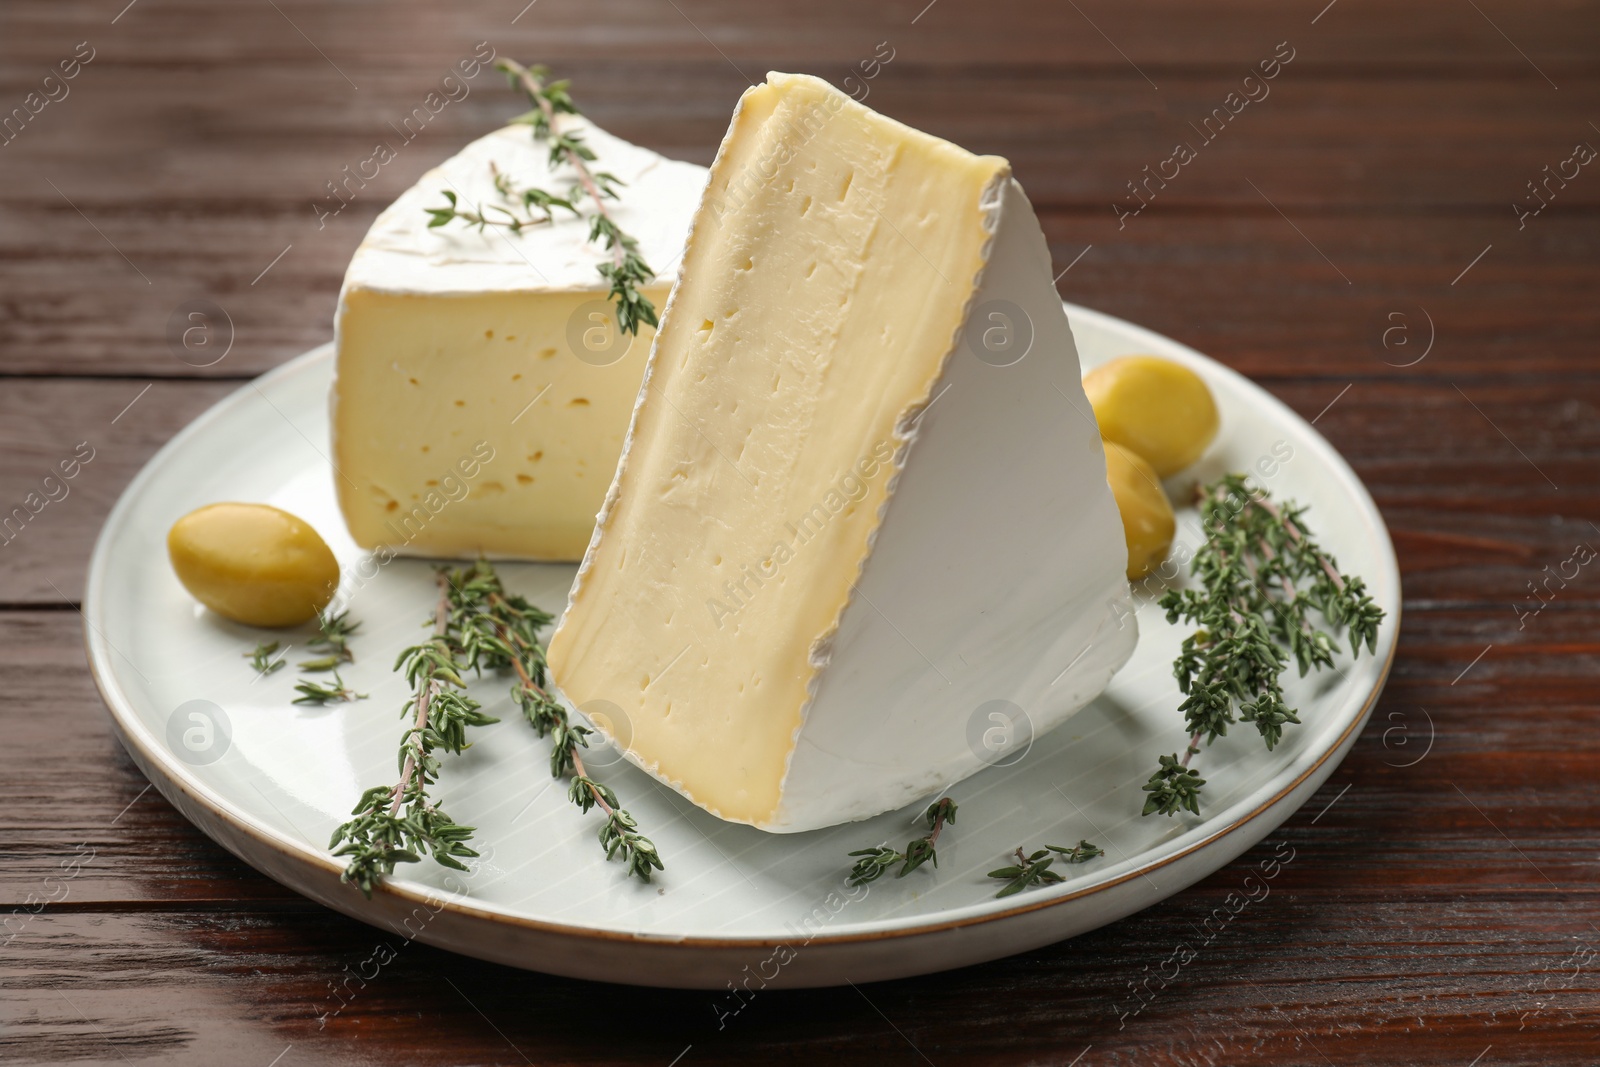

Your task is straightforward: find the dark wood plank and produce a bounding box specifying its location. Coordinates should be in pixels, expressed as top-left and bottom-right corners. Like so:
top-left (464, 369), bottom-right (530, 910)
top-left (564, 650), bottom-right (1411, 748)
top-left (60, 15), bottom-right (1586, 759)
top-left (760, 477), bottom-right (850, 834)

top-left (1041, 213), bottom-right (1600, 383)
top-left (7, 63), bottom-right (1596, 215)
top-left (4, 5), bottom-right (1599, 377)
top-left (5, 202), bottom-right (1598, 379)
top-left (7, 897), bottom-right (1597, 1067)
top-left (0, 380), bottom-right (233, 605)
top-left (6, 0), bottom-right (1600, 71)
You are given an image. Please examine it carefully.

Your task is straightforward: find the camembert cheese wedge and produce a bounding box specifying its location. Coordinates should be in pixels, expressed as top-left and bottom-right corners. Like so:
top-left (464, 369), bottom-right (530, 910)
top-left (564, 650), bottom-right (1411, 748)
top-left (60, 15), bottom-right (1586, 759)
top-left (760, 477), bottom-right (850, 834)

top-left (548, 73), bottom-right (1137, 832)
top-left (332, 120), bottom-right (707, 559)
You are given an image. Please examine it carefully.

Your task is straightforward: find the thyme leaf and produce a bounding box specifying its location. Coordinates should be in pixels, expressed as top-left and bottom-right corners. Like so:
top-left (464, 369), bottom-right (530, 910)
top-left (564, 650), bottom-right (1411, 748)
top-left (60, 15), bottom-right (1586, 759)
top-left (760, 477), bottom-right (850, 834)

top-left (292, 672), bottom-right (366, 706)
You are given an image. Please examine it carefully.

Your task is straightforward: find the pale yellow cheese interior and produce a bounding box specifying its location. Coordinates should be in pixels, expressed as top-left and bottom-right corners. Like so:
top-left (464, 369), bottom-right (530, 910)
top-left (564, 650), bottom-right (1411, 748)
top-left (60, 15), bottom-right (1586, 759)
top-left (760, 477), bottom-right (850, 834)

top-left (549, 74), bottom-right (1008, 825)
top-left (334, 287), bottom-right (665, 559)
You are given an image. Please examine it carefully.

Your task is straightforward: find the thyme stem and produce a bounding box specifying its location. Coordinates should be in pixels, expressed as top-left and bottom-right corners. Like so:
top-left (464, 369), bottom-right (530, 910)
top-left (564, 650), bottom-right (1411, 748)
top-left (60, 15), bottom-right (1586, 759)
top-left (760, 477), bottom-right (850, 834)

top-left (500, 60), bottom-right (623, 271)
top-left (427, 59), bottom-right (659, 336)
top-left (846, 797), bottom-right (958, 886)
top-left (1250, 494), bottom-right (1346, 592)
top-left (490, 600), bottom-right (616, 820)
top-left (388, 576), bottom-right (450, 817)
top-left (329, 570), bottom-right (499, 897)
top-left (460, 570), bottom-right (662, 881)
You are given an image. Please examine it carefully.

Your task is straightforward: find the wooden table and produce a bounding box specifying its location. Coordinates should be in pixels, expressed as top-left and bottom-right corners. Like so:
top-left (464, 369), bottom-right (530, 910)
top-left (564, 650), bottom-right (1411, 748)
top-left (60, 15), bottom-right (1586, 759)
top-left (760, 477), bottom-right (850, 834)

top-left (4, 1), bottom-right (1597, 1063)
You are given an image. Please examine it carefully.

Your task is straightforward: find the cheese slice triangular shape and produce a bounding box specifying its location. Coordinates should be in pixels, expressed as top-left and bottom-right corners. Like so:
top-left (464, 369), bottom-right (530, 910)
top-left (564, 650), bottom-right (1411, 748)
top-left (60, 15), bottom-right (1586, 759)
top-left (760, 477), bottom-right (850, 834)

top-left (549, 72), bottom-right (1136, 832)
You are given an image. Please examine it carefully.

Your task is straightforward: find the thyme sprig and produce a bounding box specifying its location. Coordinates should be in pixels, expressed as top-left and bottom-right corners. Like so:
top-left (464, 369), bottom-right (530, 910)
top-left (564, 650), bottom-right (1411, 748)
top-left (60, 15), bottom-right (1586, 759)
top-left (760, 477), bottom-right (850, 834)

top-left (846, 797), bottom-right (958, 886)
top-left (987, 841), bottom-right (1104, 898)
top-left (329, 573), bottom-right (499, 897)
top-left (451, 561), bottom-right (662, 881)
top-left (500, 57), bottom-right (659, 337)
top-left (293, 672), bottom-right (366, 706)
top-left (1143, 475), bottom-right (1386, 818)
top-left (425, 60), bottom-right (659, 336)
top-left (309, 610), bottom-right (361, 663)
top-left (329, 563), bottom-right (661, 894)
top-left (425, 165), bottom-right (578, 236)
top-left (297, 611), bottom-right (362, 674)
top-left (245, 641), bottom-right (285, 677)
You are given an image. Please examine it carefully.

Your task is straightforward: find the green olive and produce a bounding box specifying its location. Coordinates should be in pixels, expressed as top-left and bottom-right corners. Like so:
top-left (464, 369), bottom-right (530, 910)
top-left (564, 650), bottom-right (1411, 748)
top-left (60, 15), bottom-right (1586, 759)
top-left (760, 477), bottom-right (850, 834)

top-left (1103, 442), bottom-right (1176, 581)
top-left (1084, 355), bottom-right (1219, 477)
top-left (167, 503), bottom-right (339, 627)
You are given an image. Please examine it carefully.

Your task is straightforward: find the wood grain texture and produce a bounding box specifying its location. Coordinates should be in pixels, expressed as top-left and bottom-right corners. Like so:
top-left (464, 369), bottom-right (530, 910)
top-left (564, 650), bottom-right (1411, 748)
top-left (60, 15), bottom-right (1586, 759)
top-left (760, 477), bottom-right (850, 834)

top-left (2, 0), bottom-right (1598, 1064)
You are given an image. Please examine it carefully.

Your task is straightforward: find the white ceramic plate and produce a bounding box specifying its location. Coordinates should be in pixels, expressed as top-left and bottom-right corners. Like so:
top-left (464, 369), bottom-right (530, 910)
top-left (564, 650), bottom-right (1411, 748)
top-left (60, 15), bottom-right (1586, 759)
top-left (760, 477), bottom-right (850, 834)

top-left (85, 304), bottom-right (1398, 989)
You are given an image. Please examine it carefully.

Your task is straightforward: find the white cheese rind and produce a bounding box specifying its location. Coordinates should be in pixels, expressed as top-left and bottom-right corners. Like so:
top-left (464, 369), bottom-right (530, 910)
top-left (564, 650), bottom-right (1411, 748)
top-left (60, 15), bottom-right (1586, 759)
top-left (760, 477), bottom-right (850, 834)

top-left (772, 177), bottom-right (1137, 830)
top-left (342, 119), bottom-right (708, 297)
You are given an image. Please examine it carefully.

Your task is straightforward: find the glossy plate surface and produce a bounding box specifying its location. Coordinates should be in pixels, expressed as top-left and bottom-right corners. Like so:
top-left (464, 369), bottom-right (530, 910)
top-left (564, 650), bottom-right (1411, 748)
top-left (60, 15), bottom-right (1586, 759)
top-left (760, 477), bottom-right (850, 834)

top-left (84, 304), bottom-right (1399, 988)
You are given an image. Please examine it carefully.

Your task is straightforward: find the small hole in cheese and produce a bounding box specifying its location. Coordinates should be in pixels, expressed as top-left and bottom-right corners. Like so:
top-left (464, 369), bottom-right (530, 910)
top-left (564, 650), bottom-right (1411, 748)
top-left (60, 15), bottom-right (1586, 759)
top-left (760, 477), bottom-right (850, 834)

top-left (569, 397), bottom-right (590, 407)
top-left (516, 474), bottom-right (533, 484)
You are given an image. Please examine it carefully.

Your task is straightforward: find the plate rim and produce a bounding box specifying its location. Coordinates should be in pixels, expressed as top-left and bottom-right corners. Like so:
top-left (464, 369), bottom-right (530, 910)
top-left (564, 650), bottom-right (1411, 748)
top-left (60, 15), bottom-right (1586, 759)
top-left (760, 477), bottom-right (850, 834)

top-left (83, 302), bottom-right (1400, 950)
